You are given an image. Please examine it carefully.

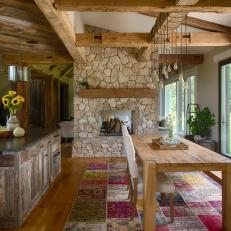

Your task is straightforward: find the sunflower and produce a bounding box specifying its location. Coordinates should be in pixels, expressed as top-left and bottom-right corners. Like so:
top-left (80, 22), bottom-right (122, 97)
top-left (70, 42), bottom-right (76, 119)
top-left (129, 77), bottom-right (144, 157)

top-left (2, 98), bottom-right (9, 107)
top-left (16, 96), bottom-right (24, 103)
top-left (11, 97), bottom-right (20, 106)
top-left (8, 91), bottom-right (16, 96)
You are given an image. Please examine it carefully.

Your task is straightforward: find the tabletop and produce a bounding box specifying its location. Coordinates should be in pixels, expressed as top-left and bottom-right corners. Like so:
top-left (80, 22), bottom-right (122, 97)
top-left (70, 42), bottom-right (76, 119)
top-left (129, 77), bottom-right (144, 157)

top-left (131, 135), bottom-right (231, 172)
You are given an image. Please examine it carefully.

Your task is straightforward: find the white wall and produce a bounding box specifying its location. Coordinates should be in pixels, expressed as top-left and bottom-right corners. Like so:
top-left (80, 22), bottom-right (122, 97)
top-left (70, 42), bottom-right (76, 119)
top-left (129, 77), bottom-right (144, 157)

top-left (196, 46), bottom-right (231, 141)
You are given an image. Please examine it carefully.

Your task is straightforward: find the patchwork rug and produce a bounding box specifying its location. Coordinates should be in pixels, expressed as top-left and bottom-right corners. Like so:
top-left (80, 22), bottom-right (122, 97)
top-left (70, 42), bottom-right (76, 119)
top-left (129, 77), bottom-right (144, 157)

top-left (64, 162), bottom-right (222, 231)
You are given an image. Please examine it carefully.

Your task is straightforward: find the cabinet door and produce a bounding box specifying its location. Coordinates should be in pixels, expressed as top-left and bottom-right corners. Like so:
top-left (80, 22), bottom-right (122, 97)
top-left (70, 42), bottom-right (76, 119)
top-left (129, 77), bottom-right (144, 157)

top-left (20, 160), bottom-right (32, 219)
top-left (52, 151), bottom-right (61, 180)
top-left (0, 168), bottom-right (20, 227)
top-left (43, 147), bottom-right (50, 188)
top-left (31, 146), bottom-right (43, 201)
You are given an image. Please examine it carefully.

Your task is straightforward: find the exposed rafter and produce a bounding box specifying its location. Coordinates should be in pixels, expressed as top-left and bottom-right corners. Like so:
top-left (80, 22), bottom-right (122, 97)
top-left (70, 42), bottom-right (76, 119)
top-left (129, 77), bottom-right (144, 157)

top-left (34, 0), bottom-right (86, 63)
top-left (54, 0), bottom-right (231, 13)
top-left (138, 13), bottom-right (231, 33)
top-left (75, 32), bottom-right (231, 47)
top-left (186, 16), bottom-right (231, 33)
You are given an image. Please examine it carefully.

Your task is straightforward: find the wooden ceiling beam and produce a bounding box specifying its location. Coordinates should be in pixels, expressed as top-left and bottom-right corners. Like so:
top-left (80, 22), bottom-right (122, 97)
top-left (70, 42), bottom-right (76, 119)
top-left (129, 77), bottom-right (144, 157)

top-left (151, 0), bottom-right (200, 42)
top-left (150, 12), bottom-right (186, 42)
top-left (76, 32), bottom-right (150, 47)
top-left (54, 0), bottom-right (231, 13)
top-left (186, 16), bottom-right (231, 33)
top-left (159, 54), bottom-right (204, 64)
top-left (3, 53), bottom-right (73, 64)
top-left (34, 0), bottom-right (86, 63)
top-left (75, 32), bottom-right (231, 47)
top-left (136, 46), bottom-right (152, 62)
top-left (137, 13), bottom-right (231, 33)
top-left (0, 33), bottom-right (67, 53)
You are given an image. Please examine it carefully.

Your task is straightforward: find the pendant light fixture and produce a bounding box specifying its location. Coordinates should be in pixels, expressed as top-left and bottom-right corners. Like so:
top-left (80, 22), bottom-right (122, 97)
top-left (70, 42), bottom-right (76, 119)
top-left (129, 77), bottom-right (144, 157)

top-left (8, 28), bottom-right (31, 82)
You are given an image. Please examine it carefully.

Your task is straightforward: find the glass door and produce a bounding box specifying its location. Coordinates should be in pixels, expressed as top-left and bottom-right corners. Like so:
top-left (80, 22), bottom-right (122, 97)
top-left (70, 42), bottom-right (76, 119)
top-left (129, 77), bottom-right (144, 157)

top-left (220, 59), bottom-right (231, 156)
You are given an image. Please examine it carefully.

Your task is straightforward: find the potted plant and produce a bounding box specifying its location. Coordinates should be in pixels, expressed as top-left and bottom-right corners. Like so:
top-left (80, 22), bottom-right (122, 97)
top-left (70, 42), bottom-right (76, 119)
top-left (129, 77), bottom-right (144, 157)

top-left (79, 81), bottom-right (89, 89)
top-left (1, 90), bottom-right (24, 131)
top-left (187, 107), bottom-right (216, 140)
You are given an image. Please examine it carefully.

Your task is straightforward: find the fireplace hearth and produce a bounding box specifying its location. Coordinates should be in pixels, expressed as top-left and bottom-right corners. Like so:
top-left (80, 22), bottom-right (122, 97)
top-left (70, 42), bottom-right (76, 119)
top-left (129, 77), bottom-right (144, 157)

top-left (100, 110), bottom-right (132, 136)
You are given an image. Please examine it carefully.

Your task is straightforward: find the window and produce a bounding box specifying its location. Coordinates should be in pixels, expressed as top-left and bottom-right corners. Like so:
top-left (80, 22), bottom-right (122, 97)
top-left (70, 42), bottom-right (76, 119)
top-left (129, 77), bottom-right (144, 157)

top-left (219, 59), bottom-right (231, 157)
top-left (160, 69), bottom-right (196, 134)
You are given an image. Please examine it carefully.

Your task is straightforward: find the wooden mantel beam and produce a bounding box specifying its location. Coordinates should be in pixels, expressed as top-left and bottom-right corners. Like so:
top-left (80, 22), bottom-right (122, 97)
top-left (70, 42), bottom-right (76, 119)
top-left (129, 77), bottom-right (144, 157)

top-left (75, 32), bottom-right (231, 47)
top-left (54, 0), bottom-right (231, 13)
top-left (34, 0), bottom-right (86, 63)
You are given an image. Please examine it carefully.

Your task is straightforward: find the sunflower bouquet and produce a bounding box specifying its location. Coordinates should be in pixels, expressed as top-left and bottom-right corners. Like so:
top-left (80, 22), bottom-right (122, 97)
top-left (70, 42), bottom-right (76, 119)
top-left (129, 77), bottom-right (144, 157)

top-left (2, 91), bottom-right (24, 116)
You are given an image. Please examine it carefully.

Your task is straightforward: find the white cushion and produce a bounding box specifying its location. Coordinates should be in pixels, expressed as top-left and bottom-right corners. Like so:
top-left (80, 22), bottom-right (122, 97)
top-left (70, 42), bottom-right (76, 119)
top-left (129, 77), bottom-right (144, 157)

top-left (137, 170), bottom-right (175, 193)
top-left (156, 173), bottom-right (175, 193)
top-left (121, 124), bottom-right (129, 138)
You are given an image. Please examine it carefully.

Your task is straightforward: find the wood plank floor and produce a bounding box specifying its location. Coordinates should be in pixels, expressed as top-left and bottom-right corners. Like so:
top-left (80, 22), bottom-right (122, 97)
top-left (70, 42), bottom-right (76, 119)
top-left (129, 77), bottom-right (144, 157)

top-left (1, 144), bottom-right (125, 231)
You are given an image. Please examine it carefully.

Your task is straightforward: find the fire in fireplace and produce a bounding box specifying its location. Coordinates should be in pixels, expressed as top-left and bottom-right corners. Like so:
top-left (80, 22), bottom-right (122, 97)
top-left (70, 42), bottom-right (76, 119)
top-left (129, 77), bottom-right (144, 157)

top-left (99, 110), bottom-right (132, 136)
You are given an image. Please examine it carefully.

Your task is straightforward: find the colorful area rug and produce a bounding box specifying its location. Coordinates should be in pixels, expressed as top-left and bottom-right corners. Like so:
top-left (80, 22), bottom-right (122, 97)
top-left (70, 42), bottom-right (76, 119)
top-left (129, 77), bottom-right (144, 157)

top-left (64, 162), bottom-right (222, 231)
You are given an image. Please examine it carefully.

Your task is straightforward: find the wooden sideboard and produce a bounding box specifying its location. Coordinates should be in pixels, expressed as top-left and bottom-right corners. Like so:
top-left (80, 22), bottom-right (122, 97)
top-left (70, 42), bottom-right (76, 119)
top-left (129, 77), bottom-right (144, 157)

top-left (0, 130), bottom-right (61, 228)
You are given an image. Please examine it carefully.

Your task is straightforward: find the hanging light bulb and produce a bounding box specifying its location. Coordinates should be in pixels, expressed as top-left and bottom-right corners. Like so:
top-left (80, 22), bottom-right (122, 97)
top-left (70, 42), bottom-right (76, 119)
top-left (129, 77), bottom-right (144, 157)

top-left (162, 64), bottom-right (166, 75)
top-left (165, 72), bottom-right (169, 79)
top-left (173, 61), bottom-right (178, 71)
top-left (179, 71), bottom-right (184, 81)
top-left (152, 69), bottom-right (159, 82)
top-left (167, 64), bottom-right (171, 73)
top-left (159, 80), bottom-right (164, 88)
top-left (184, 79), bottom-right (188, 89)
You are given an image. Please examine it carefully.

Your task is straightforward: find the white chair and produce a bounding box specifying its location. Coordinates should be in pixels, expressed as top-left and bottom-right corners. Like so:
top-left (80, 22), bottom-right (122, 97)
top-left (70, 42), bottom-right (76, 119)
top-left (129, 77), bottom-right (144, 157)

top-left (125, 134), bottom-right (175, 222)
top-left (59, 121), bottom-right (74, 142)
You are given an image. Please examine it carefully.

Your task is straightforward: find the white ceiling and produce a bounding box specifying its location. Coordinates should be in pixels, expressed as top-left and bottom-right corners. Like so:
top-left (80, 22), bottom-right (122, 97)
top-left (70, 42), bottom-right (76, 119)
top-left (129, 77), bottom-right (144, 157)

top-left (81, 12), bottom-right (155, 33)
top-left (188, 12), bottom-right (231, 27)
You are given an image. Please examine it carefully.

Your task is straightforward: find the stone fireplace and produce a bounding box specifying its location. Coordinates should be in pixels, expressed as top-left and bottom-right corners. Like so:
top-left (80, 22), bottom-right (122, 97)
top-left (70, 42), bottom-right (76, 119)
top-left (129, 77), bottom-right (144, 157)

top-left (72, 47), bottom-right (159, 158)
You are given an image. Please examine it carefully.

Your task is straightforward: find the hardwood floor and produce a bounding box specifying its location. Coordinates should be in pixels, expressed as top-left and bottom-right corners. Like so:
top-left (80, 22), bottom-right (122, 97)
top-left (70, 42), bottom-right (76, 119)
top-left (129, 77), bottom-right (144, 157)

top-left (0, 144), bottom-right (125, 231)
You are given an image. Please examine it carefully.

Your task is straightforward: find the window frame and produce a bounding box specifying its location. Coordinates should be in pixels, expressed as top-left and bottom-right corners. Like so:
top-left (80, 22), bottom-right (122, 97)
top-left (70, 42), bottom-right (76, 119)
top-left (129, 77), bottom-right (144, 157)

top-left (218, 58), bottom-right (231, 156)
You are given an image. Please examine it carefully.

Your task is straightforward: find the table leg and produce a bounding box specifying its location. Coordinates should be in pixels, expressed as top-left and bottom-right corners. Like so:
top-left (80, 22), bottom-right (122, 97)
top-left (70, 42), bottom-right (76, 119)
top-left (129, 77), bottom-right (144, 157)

top-left (222, 164), bottom-right (231, 231)
top-left (143, 161), bottom-right (156, 231)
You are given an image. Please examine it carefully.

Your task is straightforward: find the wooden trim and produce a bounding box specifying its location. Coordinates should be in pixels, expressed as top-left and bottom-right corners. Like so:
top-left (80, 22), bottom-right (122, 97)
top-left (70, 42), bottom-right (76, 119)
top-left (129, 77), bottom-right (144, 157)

top-left (75, 32), bottom-right (231, 47)
top-left (34, 0), bottom-right (86, 63)
top-left (79, 88), bottom-right (156, 98)
top-left (54, 0), bottom-right (231, 13)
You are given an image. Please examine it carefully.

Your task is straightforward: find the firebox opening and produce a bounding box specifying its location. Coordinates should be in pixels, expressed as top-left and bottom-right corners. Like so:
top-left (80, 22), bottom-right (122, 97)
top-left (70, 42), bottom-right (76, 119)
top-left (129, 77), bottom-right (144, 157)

top-left (99, 110), bottom-right (133, 136)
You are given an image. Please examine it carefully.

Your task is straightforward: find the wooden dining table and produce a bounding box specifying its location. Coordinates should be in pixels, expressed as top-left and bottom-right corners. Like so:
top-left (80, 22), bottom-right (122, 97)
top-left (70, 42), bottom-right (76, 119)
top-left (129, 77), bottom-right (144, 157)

top-left (131, 135), bottom-right (231, 231)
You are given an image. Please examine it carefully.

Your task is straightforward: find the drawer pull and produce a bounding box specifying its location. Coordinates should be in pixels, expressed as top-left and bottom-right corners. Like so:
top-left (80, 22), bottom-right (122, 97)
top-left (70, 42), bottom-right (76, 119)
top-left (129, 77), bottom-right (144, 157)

top-left (40, 145), bottom-right (44, 148)
top-left (44, 154), bottom-right (49, 157)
